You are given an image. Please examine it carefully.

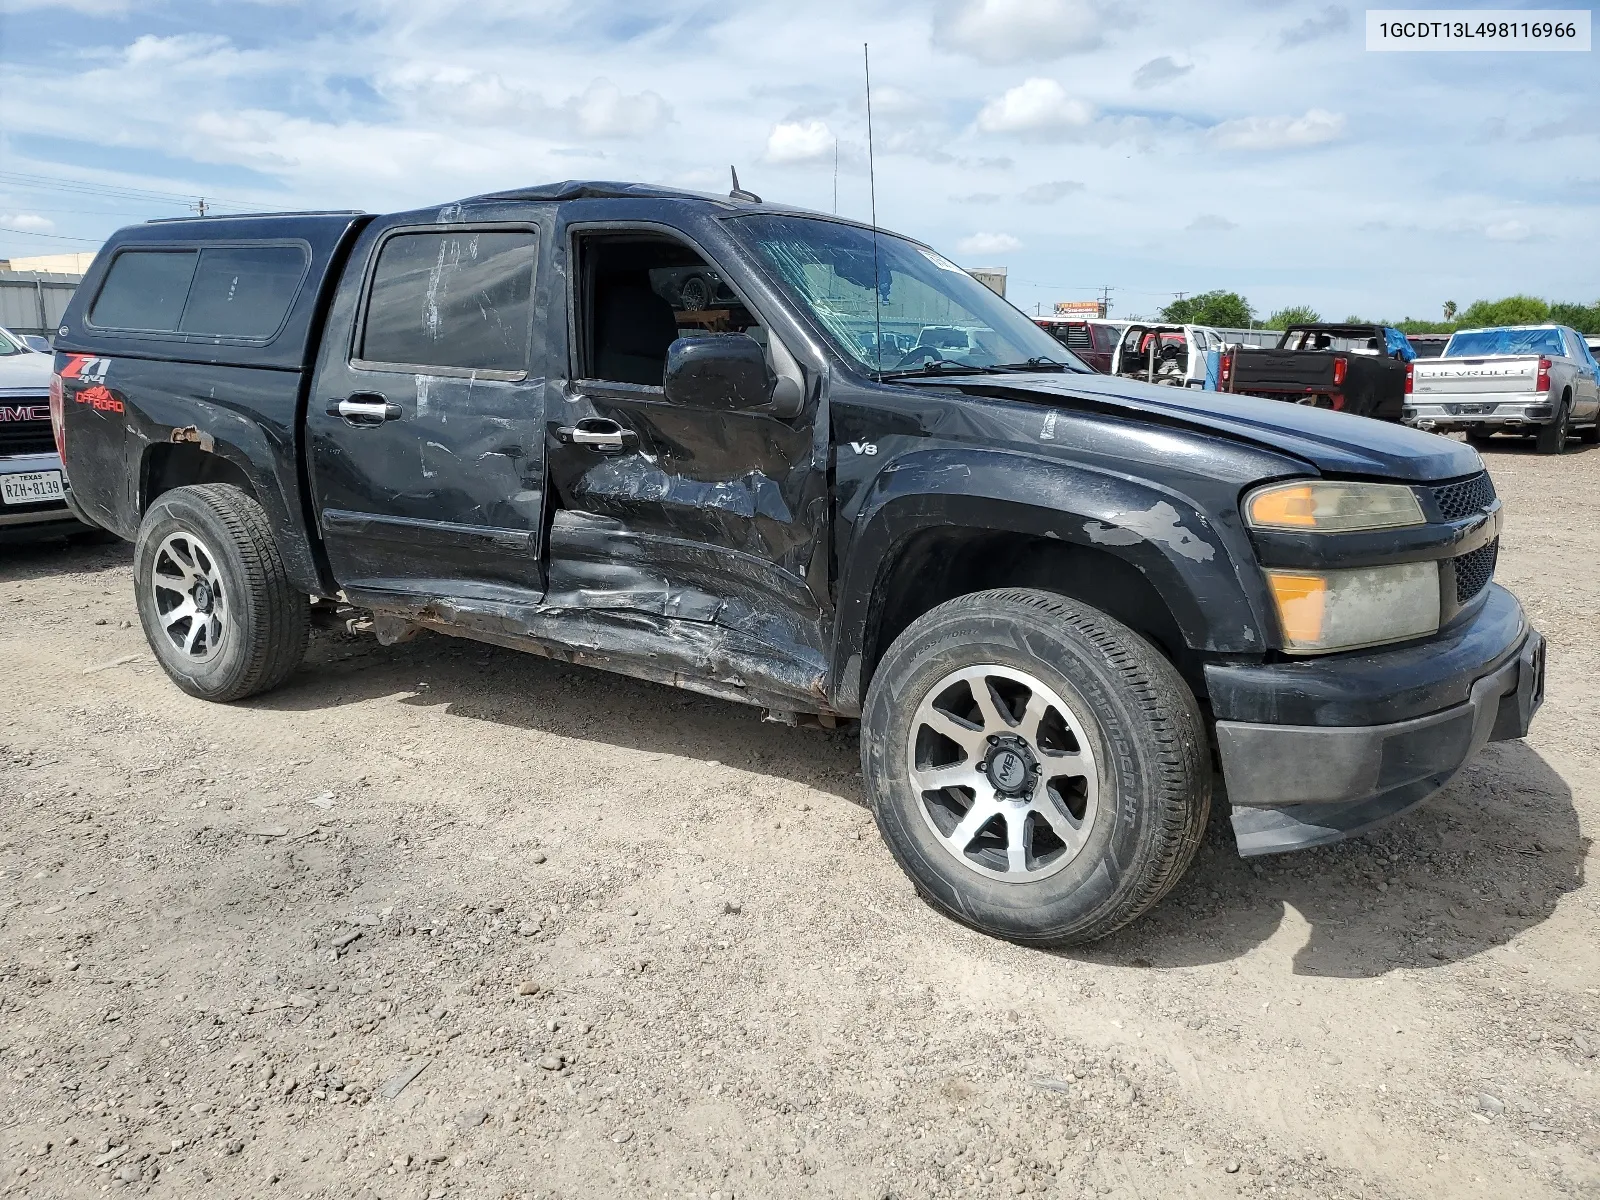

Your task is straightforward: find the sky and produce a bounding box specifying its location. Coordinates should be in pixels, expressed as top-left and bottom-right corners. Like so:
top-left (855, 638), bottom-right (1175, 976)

top-left (0, 0), bottom-right (1595, 322)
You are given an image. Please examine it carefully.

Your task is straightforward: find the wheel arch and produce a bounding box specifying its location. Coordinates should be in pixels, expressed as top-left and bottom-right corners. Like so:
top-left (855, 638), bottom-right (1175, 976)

top-left (828, 449), bottom-right (1270, 714)
top-left (135, 419), bottom-right (330, 597)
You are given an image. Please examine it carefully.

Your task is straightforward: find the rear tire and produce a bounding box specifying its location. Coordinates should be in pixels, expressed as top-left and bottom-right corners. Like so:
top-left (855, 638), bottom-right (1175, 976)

top-left (860, 588), bottom-right (1210, 947)
top-left (1535, 397), bottom-right (1570, 455)
top-left (133, 484), bottom-right (308, 702)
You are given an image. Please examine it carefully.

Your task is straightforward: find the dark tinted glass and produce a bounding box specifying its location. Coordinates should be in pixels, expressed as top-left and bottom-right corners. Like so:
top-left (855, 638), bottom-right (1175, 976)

top-left (179, 245), bottom-right (307, 338)
top-left (90, 250), bottom-right (198, 331)
top-left (361, 231), bottom-right (538, 373)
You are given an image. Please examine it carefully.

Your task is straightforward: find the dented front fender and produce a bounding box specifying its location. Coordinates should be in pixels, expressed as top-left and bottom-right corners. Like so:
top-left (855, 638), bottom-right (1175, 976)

top-left (828, 445), bottom-right (1277, 711)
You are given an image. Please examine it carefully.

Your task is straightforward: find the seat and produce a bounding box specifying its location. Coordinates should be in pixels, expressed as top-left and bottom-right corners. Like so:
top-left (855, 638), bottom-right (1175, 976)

top-left (594, 277), bottom-right (680, 385)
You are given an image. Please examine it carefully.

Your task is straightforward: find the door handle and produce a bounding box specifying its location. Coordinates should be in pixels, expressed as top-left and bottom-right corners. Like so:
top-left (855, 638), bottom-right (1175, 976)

top-left (557, 420), bottom-right (636, 451)
top-left (328, 393), bottom-right (401, 425)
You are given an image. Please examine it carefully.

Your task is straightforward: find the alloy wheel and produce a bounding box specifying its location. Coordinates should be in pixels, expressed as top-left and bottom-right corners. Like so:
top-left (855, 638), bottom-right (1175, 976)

top-left (150, 532), bottom-right (230, 662)
top-left (905, 664), bottom-right (1102, 883)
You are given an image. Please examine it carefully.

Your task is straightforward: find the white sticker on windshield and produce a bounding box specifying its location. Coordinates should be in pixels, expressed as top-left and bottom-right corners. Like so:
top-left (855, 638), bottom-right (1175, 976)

top-left (917, 246), bottom-right (968, 275)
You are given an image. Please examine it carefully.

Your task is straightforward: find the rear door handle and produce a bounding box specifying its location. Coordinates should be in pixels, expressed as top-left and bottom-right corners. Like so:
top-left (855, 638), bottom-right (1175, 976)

top-left (328, 392), bottom-right (401, 425)
top-left (557, 419), bottom-right (636, 451)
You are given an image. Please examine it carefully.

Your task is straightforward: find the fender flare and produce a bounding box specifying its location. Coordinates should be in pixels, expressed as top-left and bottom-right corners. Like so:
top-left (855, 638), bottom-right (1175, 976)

top-left (134, 399), bottom-right (328, 595)
top-left (828, 446), bottom-right (1271, 711)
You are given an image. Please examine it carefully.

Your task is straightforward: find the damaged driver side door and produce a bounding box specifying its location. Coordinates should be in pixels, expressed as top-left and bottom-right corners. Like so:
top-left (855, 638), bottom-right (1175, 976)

top-left (307, 218), bottom-right (548, 604)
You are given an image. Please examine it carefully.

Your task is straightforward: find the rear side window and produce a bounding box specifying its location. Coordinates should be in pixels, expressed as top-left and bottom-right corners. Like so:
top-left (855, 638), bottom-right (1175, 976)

top-left (179, 246), bottom-right (307, 338)
top-left (90, 250), bottom-right (198, 331)
top-left (359, 229), bottom-right (538, 375)
top-left (1092, 324), bottom-right (1119, 350)
top-left (1061, 324), bottom-right (1092, 350)
top-left (89, 244), bottom-right (307, 339)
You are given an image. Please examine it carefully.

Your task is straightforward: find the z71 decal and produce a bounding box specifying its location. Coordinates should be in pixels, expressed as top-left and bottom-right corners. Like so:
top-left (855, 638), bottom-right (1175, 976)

top-left (60, 355), bottom-right (124, 414)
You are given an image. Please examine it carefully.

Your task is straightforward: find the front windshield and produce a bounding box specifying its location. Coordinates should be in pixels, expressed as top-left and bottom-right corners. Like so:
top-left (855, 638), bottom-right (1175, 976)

top-left (0, 329), bottom-right (24, 357)
top-left (1444, 328), bottom-right (1565, 358)
top-left (728, 213), bottom-right (1089, 375)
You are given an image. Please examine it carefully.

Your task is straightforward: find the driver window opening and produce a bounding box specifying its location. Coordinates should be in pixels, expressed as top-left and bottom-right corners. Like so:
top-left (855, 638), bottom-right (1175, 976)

top-left (574, 233), bottom-right (763, 387)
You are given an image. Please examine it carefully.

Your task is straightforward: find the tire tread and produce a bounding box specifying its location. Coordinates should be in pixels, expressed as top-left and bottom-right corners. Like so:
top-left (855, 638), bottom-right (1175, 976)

top-left (138, 484), bottom-right (308, 702)
top-left (864, 587), bottom-right (1210, 947)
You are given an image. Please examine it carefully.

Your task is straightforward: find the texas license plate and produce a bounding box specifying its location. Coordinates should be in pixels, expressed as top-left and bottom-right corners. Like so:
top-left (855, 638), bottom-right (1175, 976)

top-left (1, 470), bottom-right (65, 505)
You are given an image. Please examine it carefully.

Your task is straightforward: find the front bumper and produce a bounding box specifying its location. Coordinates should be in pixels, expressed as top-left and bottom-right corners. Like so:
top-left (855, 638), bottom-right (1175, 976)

top-left (0, 450), bottom-right (94, 540)
top-left (1206, 585), bottom-right (1543, 856)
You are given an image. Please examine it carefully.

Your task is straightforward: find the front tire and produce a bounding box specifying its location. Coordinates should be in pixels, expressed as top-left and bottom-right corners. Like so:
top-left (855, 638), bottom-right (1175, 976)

top-left (861, 588), bottom-right (1210, 947)
top-left (133, 484), bottom-right (309, 701)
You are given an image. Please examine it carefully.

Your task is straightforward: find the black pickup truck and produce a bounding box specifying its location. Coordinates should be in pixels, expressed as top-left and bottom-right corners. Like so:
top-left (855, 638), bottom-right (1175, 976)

top-left (1223, 322), bottom-right (1414, 421)
top-left (52, 182), bottom-right (1543, 947)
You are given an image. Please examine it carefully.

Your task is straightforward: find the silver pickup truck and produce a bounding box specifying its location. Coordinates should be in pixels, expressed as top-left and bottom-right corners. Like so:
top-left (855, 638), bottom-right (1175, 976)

top-left (1406, 324), bottom-right (1600, 453)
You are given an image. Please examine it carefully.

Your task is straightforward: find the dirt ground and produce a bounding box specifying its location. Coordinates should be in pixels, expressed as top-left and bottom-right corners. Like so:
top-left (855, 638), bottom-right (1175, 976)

top-left (1, 438), bottom-right (1596, 1200)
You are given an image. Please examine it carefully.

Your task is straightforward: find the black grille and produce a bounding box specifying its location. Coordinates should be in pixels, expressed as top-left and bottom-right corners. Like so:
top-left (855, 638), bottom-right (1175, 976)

top-left (1430, 473), bottom-right (1497, 521)
top-left (0, 421), bottom-right (56, 456)
top-left (1453, 539), bottom-right (1498, 604)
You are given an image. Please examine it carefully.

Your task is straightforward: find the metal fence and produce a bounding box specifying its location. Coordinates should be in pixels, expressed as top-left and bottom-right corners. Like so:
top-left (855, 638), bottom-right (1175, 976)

top-left (1214, 327), bottom-right (1283, 348)
top-left (0, 272), bottom-right (81, 341)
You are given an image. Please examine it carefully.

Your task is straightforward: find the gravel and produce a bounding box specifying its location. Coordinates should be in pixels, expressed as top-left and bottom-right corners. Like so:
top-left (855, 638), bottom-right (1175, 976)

top-left (0, 444), bottom-right (1595, 1198)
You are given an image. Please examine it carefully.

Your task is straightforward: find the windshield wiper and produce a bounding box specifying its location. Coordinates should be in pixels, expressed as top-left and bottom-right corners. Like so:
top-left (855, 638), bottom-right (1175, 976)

top-left (987, 357), bottom-right (1079, 373)
top-left (874, 359), bottom-right (1004, 381)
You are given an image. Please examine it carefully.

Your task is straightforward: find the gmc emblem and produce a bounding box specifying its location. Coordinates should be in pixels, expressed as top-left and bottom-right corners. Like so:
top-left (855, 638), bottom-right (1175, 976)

top-left (0, 404), bottom-right (49, 422)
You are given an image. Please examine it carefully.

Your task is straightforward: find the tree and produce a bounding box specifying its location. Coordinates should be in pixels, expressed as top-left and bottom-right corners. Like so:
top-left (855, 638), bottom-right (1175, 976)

top-left (1443, 300), bottom-right (1457, 322)
top-left (1267, 305), bottom-right (1320, 329)
top-left (1457, 295), bottom-right (1550, 328)
top-left (1549, 300), bottom-right (1600, 335)
top-left (1160, 290), bottom-right (1255, 328)
top-left (1389, 318), bottom-right (1456, 334)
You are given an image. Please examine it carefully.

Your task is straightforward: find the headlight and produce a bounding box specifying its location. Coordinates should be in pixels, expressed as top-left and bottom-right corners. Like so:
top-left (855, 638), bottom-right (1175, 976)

top-left (1245, 481), bottom-right (1425, 533)
top-left (1266, 562), bottom-right (1440, 653)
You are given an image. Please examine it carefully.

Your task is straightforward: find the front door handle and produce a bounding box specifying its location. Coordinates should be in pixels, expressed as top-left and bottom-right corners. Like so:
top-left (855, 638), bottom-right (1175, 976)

top-left (557, 419), bottom-right (637, 451)
top-left (328, 392), bottom-right (401, 425)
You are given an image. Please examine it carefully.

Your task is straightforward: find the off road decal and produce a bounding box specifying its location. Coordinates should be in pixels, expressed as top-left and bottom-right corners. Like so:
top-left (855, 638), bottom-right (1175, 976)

top-left (61, 355), bottom-right (124, 414)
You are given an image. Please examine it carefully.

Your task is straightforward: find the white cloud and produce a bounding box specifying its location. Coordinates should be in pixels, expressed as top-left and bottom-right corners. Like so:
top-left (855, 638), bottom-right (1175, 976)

top-left (1188, 213), bottom-right (1237, 232)
top-left (957, 231), bottom-right (1022, 257)
top-left (567, 78), bottom-right (671, 139)
top-left (0, 0), bottom-right (1591, 325)
top-left (1209, 109), bottom-right (1345, 151)
top-left (1486, 219), bottom-right (1531, 241)
top-left (1020, 179), bottom-right (1083, 204)
top-left (765, 120), bottom-right (835, 165)
top-left (976, 79), bottom-right (1093, 137)
top-left (932, 0), bottom-right (1104, 64)
top-left (381, 64), bottom-right (544, 126)
top-left (124, 33), bottom-right (232, 69)
top-left (0, 0), bottom-right (131, 11)
top-left (1281, 6), bottom-right (1351, 48)
top-left (1132, 55), bottom-right (1191, 89)
top-left (1, 213), bottom-right (55, 233)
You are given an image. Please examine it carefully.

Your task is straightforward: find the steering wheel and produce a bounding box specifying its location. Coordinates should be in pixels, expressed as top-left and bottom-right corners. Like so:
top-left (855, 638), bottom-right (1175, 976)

top-left (893, 346), bottom-right (946, 369)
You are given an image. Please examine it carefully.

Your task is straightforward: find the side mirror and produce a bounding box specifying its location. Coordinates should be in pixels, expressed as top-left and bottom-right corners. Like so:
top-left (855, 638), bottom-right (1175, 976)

top-left (663, 334), bottom-right (776, 412)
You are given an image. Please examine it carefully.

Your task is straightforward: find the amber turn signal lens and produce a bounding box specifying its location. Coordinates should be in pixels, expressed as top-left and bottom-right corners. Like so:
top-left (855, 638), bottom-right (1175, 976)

top-left (1244, 480), bottom-right (1425, 533)
top-left (1265, 572), bottom-right (1327, 645)
top-left (1248, 484), bottom-right (1318, 528)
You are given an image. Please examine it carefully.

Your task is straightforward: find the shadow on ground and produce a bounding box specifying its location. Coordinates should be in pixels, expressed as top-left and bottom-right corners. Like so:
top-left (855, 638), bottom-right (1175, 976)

top-left (255, 625), bottom-right (867, 805)
top-left (0, 535), bottom-right (130, 581)
top-left (257, 626), bottom-right (1583, 978)
top-left (1086, 738), bottom-right (1584, 977)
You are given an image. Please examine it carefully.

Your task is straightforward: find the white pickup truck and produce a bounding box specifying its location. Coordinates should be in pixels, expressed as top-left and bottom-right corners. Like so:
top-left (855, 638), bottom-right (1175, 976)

top-left (1406, 324), bottom-right (1600, 453)
top-left (1109, 323), bottom-right (1226, 388)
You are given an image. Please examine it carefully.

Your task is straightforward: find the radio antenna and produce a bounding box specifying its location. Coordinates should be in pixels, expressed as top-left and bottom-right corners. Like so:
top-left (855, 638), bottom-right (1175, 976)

top-left (864, 42), bottom-right (883, 372)
top-left (832, 139), bottom-right (839, 215)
